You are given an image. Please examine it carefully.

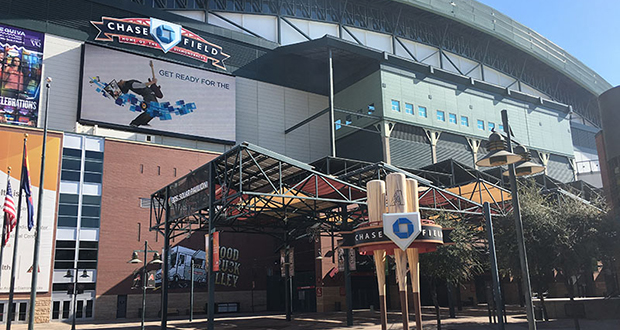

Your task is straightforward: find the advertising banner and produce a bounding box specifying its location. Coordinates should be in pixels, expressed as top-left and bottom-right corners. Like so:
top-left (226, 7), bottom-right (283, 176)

top-left (205, 232), bottom-right (220, 272)
top-left (79, 44), bottom-right (235, 142)
top-left (168, 164), bottom-right (209, 221)
top-left (0, 129), bottom-right (61, 292)
top-left (0, 24), bottom-right (44, 127)
top-left (90, 17), bottom-right (230, 70)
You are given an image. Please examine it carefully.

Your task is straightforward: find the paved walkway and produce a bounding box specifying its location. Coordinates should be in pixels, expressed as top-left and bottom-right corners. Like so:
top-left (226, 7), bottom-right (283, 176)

top-left (12, 306), bottom-right (620, 329)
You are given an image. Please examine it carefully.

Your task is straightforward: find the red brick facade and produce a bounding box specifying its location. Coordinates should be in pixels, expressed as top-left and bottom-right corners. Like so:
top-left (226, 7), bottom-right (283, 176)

top-left (97, 139), bottom-right (218, 296)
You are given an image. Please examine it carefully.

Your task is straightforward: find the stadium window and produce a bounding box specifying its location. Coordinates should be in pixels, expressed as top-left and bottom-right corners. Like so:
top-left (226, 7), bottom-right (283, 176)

top-left (477, 120), bottom-right (485, 130)
top-left (335, 119), bottom-right (342, 130)
top-left (391, 100), bottom-right (400, 112)
top-left (488, 122), bottom-right (495, 131)
top-left (449, 113), bottom-right (457, 124)
top-left (368, 104), bottom-right (375, 115)
top-left (418, 106), bottom-right (427, 118)
top-left (436, 110), bottom-right (445, 122)
top-left (345, 115), bottom-right (352, 125)
top-left (405, 103), bottom-right (414, 115)
top-left (498, 124), bottom-right (504, 132)
top-left (461, 116), bottom-right (469, 127)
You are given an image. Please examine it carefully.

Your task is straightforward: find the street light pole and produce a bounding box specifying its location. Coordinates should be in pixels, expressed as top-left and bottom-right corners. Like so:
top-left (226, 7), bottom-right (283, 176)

top-left (129, 240), bottom-right (161, 330)
top-left (190, 258), bottom-right (194, 322)
top-left (64, 269), bottom-right (88, 330)
top-left (71, 271), bottom-right (78, 330)
top-left (141, 240), bottom-right (147, 330)
top-left (501, 109), bottom-right (536, 330)
top-left (28, 76), bottom-right (52, 330)
top-left (483, 202), bottom-right (504, 330)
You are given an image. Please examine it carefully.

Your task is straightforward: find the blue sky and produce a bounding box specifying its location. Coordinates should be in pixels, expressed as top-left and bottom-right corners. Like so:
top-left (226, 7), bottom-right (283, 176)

top-left (476, 0), bottom-right (620, 88)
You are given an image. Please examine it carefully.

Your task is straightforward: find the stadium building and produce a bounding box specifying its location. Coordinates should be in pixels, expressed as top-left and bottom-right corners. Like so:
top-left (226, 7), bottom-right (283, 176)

top-left (0, 0), bottom-right (613, 324)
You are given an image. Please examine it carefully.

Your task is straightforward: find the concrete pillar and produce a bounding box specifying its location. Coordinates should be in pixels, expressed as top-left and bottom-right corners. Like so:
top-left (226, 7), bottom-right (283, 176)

top-left (425, 129), bottom-right (442, 164)
top-left (467, 138), bottom-right (481, 169)
top-left (375, 121), bottom-right (395, 164)
top-left (538, 152), bottom-right (550, 175)
top-left (568, 158), bottom-right (578, 181)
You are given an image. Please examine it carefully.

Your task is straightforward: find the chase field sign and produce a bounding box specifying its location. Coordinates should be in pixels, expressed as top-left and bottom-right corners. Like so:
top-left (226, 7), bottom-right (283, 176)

top-left (383, 212), bottom-right (422, 251)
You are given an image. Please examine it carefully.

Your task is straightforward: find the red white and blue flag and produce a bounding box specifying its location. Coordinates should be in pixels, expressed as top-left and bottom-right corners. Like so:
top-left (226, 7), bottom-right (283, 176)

top-left (20, 145), bottom-right (34, 231)
top-left (3, 179), bottom-right (17, 246)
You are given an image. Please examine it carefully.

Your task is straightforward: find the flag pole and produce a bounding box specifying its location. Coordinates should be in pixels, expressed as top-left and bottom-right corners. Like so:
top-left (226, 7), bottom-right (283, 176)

top-left (6, 135), bottom-right (27, 330)
top-left (0, 168), bottom-right (12, 287)
top-left (28, 77), bottom-right (52, 329)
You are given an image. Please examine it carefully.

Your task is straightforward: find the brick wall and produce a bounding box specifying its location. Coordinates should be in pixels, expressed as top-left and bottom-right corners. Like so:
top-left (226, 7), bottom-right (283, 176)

top-left (95, 290), bottom-right (267, 320)
top-left (97, 139), bottom-right (217, 301)
top-left (34, 296), bottom-right (51, 323)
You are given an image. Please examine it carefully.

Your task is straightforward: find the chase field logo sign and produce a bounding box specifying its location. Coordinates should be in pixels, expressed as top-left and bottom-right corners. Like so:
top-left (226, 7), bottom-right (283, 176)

top-left (91, 17), bottom-right (230, 70)
top-left (150, 18), bottom-right (182, 53)
top-left (383, 212), bottom-right (422, 251)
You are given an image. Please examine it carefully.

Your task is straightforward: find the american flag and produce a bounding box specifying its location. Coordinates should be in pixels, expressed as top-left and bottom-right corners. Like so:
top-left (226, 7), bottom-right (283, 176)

top-left (3, 180), bottom-right (17, 246)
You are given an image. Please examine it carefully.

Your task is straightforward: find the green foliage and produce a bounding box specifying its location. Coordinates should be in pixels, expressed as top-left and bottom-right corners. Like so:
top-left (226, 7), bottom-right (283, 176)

top-left (420, 213), bottom-right (484, 286)
top-left (494, 179), bottom-right (617, 296)
top-left (494, 180), bottom-right (560, 293)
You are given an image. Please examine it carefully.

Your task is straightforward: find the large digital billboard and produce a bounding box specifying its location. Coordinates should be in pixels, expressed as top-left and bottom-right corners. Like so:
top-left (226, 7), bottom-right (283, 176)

top-left (79, 44), bottom-right (236, 142)
top-left (0, 24), bottom-right (44, 127)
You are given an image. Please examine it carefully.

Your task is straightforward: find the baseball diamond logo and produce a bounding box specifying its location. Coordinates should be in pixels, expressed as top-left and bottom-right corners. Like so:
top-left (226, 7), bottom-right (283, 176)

top-left (392, 217), bottom-right (414, 239)
top-left (91, 17), bottom-right (230, 70)
top-left (383, 212), bottom-right (422, 251)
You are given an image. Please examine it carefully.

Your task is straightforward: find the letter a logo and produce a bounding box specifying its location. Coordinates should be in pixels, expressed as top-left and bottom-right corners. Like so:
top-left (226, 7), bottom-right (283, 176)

top-left (150, 17), bottom-right (182, 53)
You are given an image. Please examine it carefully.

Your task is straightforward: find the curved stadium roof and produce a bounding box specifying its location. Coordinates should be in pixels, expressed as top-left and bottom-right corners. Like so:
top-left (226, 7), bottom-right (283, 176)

top-left (146, 0), bottom-right (610, 126)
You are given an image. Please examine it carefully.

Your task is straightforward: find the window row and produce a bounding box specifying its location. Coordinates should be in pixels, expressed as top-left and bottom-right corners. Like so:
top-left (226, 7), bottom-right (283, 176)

top-left (61, 148), bottom-right (104, 184)
top-left (57, 193), bottom-right (101, 229)
top-left (391, 100), bottom-right (506, 133)
top-left (54, 240), bottom-right (98, 270)
top-left (335, 104), bottom-right (376, 130)
top-left (62, 149), bottom-right (104, 161)
top-left (390, 100), bottom-right (428, 118)
top-left (51, 300), bottom-right (94, 320)
top-left (0, 302), bottom-right (28, 322)
top-left (52, 283), bottom-right (97, 293)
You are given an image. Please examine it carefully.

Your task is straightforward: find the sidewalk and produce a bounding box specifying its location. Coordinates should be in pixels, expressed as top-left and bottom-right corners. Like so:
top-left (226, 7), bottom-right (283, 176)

top-left (12, 306), bottom-right (620, 330)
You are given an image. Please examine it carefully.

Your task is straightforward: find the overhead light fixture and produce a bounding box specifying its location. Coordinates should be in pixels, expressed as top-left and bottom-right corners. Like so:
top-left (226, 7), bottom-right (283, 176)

top-left (476, 131), bottom-right (522, 167)
top-left (503, 145), bottom-right (545, 177)
top-left (150, 252), bottom-right (163, 264)
top-left (128, 251), bottom-right (142, 264)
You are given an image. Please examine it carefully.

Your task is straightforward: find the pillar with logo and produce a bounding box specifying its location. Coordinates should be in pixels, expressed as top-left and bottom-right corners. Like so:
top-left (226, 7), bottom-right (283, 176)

top-left (348, 173), bottom-right (447, 330)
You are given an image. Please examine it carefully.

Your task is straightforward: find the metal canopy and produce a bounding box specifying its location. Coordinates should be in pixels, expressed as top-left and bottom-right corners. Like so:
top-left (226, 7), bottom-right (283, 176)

top-left (329, 159), bottom-right (491, 216)
top-left (234, 36), bottom-right (382, 96)
top-left (150, 142), bottom-right (369, 239)
top-left (151, 148), bottom-right (602, 239)
top-left (149, 146), bottom-right (516, 240)
top-left (311, 156), bottom-right (506, 217)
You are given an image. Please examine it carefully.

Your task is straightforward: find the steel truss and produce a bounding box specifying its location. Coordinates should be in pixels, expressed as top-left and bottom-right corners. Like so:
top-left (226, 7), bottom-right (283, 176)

top-left (133, 0), bottom-right (601, 126)
top-left (150, 145), bottom-right (533, 245)
top-left (150, 142), bottom-right (369, 240)
top-left (148, 144), bottom-right (600, 330)
top-left (329, 159), bottom-right (509, 217)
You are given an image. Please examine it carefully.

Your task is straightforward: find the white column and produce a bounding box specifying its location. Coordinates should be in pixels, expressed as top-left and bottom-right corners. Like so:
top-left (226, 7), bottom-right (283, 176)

top-left (425, 129), bottom-right (442, 164)
top-left (467, 138), bottom-right (481, 169)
